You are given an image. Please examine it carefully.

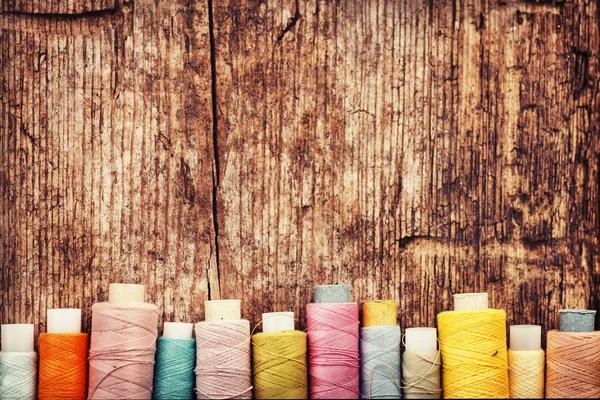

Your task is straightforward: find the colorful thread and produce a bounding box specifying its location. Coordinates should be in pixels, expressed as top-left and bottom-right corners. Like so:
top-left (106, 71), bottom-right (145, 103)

top-left (359, 325), bottom-right (401, 399)
top-left (252, 330), bottom-right (308, 399)
top-left (402, 351), bottom-right (442, 399)
top-left (88, 302), bottom-right (159, 399)
top-left (195, 320), bottom-right (252, 399)
top-left (307, 302), bottom-right (360, 399)
top-left (0, 351), bottom-right (37, 399)
top-left (507, 349), bottom-right (544, 398)
top-left (38, 333), bottom-right (88, 399)
top-left (546, 330), bottom-right (600, 398)
top-left (437, 309), bottom-right (509, 398)
top-left (153, 337), bottom-right (196, 400)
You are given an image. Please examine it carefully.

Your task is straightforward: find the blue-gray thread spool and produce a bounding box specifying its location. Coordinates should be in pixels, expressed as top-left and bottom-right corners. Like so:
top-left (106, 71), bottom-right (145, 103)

top-left (314, 284), bottom-right (352, 303)
top-left (559, 309), bottom-right (596, 332)
top-left (153, 337), bottom-right (196, 400)
top-left (360, 326), bottom-right (402, 399)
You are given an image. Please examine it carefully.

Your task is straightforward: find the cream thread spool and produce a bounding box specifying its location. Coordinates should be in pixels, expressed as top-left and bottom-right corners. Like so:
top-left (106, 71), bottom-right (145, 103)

top-left (508, 325), bottom-right (544, 399)
top-left (402, 328), bottom-right (441, 399)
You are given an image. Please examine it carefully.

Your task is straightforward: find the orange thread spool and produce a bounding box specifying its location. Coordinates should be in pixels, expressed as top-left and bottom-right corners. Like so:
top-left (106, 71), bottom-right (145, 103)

top-left (38, 333), bottom-right (89, 400)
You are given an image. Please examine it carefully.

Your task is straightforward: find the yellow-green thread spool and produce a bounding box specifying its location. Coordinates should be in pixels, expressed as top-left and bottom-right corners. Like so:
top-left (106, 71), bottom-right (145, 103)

top-left (252, 330), bottom-right (308, 399)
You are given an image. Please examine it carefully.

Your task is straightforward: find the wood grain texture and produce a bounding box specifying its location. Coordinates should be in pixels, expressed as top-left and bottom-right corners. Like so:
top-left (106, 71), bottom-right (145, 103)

top-left (1, 0), bottom-right (116, 14)
top-left (0, 1), bottom-right (216, 337)
top-left (1, 0), bottom-right (599, 341)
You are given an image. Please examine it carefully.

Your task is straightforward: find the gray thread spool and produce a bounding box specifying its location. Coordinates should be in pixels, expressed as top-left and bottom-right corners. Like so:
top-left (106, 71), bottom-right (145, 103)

top-left (402, 351), bottom-right (442, 399)
top-left (559, 309), bottom-right (596, 332)
top-left (0, 352), bottom-right (38, 399)
top-left (314, 284), bottom-right (352, 303)
top-left (360, 326), bottom-right (402, 399)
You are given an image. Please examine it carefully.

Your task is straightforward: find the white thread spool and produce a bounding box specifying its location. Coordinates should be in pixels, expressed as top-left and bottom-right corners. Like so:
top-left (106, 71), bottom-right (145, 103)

top-left (262, 312), bottom-right (294, 333)
top-left (47, 309), bottom-right (82, 334)
top-left (205, 300), bottom-right (242, 321)
top-left (405, 327), bottom-right (438, 353)
top-left (163, 322), bottom-right (193, 339)
top-left (108, 283), bottom-right (145, 303)
top-left (453, 293), bottom-right (488, 310)
top-left (1, 324), bottom-right (34, 352)
top-left (509, 325), bottom-right (541, 351)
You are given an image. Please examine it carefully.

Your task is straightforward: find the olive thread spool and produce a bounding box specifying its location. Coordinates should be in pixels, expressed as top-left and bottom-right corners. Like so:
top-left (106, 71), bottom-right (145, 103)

top-left (252, 312), bottom-right (308, 399)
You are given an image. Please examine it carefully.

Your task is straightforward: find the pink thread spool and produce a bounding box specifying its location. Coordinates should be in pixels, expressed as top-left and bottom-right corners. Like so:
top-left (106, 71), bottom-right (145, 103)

top-left (88, 284), bottom-right (159, 399)
top-left (307, 302), bottom-right (360, 399)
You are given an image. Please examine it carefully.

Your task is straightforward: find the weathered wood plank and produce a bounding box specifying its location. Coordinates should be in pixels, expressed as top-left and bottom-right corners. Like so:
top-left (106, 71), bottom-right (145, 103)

top-left (0, 1), bottom-right (215, 337)
top-left (211, 0), bottom-right (600, 332)
top-left (0, 0), bottom-right (599, 341)
top-left (1, 0), bottom-right (115, 14)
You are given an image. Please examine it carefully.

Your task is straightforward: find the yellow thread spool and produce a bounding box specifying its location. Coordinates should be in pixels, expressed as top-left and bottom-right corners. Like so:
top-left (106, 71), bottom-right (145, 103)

top-left (362, 300), bottom-right (396, 327)
top-left (252, 330), bottom-right (308, 399)
top-left (437, 309), bottom-right (509, 398)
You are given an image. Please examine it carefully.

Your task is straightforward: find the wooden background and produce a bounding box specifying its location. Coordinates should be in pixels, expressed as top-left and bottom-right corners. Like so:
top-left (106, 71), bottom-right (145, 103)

top-left (1, 0), bottom-right (599, 340)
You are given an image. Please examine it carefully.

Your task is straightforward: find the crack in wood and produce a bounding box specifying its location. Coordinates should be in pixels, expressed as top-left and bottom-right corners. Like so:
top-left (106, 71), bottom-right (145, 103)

top-left (277, 0), bottom-right (301, 42)
top-left (208, 0), bottom-right (221, 300)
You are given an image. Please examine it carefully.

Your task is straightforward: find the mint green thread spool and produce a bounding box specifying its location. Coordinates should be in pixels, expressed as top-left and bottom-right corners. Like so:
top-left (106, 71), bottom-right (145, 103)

top-left (153, 334), bottom-right (196, 400)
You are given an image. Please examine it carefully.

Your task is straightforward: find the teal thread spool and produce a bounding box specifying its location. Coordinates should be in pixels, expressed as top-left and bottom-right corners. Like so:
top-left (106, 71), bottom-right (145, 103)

top-left (153, 330), bottom-right (196, 400)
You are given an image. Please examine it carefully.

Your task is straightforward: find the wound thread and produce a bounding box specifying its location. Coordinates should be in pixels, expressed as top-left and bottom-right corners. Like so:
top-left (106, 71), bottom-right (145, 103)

top-left (307, 302), bottom-right (360, 399)
top-left (401, 351), bottom-right (442, 399)
top-left (153, 337), bottom-right (196, 400)
top-left (88, 302), bottom-right (159, 399)
top-left (437, 309), bottom-right (509, 398)
top-left (0, 351), bottom-right (37, 399)
top-left (252, 330), bottom-right (308, 399)
top-left (38, 333), bottom-right (88, 399)
top-left (546, 330), bottom-right (600, 398)
top-left (507, 349), bottom-right (544, 398)
top-left (359, 325), bottom-right (401, 399)
top-left (195, 320), bottom-right (252, 399)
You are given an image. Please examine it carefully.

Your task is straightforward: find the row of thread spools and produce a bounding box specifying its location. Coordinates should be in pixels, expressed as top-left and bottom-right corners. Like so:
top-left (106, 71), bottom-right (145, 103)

top-left (0, 283), bottom-right (599, 399)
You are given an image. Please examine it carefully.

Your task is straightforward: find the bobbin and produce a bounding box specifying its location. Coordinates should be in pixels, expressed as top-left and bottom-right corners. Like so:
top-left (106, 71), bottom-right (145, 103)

top-left (1, 324), bottom-right (34, 352)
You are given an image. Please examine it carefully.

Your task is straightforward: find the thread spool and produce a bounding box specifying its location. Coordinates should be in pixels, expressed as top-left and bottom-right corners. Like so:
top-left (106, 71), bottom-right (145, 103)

top-left (0, 324), bottom-right (37, 399)
top-left (252, 313), bottom-right (307, 399)
top-left (402, 328), bottom-right (441, 399)
top-left (362, 300), bottom-right (397, 327)
top-left (437, 309), bottom-right (509, 398)
top-left (360, 325), bottom-right (401, 399)
top-left (546, 330), bottom-right (600, 398)
top-left (39, 309), bottom-right (88, 400)
top-left (195, 320), bottom-right (252, 399)
top-left (507, 325), bottom-right (544, 399)
top-left (88, 286), bottom-right (159, 399)
top-left (307, 302), bottom-right (360, 399)
top-left (153, 322), bottom-right (195, 400)
top-left (1, 323), bottom-right (34, 352)
top-left (314, 284), bottom-right (352, 303)
top-left (559, 309), bottom-right (596, 332)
